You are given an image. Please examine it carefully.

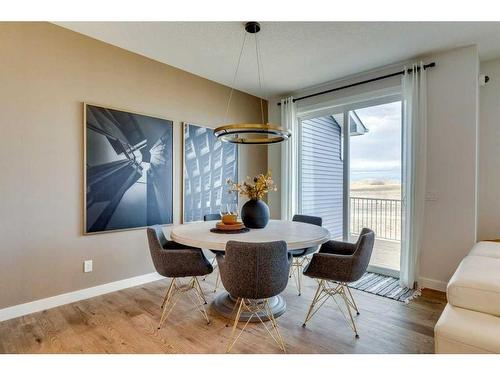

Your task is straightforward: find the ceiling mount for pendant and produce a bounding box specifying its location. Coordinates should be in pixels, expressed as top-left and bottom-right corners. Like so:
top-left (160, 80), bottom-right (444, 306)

top-left (244, 21), bottom-right (261, 34)
top-left (214, 21), bottom-right (291, 145)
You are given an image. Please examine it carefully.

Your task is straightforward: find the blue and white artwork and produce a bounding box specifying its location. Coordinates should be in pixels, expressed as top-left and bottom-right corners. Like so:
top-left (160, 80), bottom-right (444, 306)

top-left (85, 104), bottom-right (173, 233)
top-left (183, 123), bottom-right (238, 222)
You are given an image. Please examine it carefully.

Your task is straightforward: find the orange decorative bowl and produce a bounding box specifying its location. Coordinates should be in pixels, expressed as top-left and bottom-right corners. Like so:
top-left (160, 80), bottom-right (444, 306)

top-left (222, 214), bottom-right (238, 225)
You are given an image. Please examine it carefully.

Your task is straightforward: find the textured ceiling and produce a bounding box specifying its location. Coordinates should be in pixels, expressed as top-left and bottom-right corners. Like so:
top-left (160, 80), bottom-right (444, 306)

top-left (56, 22), bottom-right (500, 98)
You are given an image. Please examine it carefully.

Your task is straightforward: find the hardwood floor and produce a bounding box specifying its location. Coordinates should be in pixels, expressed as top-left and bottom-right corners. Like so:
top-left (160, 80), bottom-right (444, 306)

top-left (0, 275), bottom-right (446, 354)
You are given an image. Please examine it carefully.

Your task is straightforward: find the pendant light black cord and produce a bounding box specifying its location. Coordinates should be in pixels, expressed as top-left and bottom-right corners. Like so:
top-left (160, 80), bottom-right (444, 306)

top-left (223, 31), bottom-right (247, 124)
top-left (255, 32), bottom-right (265, 125)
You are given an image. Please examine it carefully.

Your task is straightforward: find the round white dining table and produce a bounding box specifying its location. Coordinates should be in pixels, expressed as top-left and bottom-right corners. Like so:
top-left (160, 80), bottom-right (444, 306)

top-left (170, 219), bottom-right (330, 321)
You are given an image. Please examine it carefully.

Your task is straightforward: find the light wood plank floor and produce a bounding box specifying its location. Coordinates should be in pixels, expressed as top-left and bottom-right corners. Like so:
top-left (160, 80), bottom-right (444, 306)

top-left (0, 275), bottom-right (446, 354)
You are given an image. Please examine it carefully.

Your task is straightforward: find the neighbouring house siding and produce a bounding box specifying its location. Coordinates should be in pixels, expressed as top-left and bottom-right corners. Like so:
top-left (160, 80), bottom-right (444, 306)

top-left (299, 116), bottom-right (343, 238)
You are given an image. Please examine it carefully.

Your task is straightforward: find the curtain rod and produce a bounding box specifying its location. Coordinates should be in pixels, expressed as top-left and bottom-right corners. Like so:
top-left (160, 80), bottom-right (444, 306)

top-left (277, 62), bottom-right (436, 106)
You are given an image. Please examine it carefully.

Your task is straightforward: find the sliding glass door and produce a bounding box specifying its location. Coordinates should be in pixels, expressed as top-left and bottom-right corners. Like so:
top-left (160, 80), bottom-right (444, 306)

top-left (348, 101), bottom-right (402, 275)
top-left (297, 95), bottom-right (403, 276)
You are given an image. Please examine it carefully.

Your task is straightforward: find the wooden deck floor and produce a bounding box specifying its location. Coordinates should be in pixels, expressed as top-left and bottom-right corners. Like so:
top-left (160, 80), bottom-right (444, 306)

top-left (371, 239), bottom-right (400, 271)
top-left (0, 275), bottom-right (446, 354)
top-left (348, 236), bottom-right (400, 272)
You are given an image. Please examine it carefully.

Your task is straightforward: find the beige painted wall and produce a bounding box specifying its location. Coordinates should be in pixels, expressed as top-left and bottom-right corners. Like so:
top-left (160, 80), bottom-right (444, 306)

top-left (0, 22), bottom-right (268, 309)
top-left (478, 58), bottom-right (500, 241)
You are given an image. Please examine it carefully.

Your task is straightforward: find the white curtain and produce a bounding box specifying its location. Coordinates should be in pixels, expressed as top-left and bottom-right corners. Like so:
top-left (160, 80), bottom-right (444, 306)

top-left (280, 97), bottom-right (299, 220)
top-left (400, 62), bottom-right (428, 289)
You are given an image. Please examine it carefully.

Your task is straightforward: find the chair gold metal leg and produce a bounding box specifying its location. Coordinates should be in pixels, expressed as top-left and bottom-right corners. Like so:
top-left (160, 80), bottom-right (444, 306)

top-left (290, 257), bottom-right (307, 296)
top-left (264, 299), bottom-right (286, 352)
top-left (158, 277), bottom-right (212, 329)
top-left (345, 284), bottom-right (360, 315)
top-left (252, 300), bottom-right (284, 351)
top-left (189, 279), bottom-right (211, 325)
top-left (225, 297), bottom-right (240, 327)
top-left (228, 312), bottom-right (253, 353)
top-left (158, 283), bottom-right (181, 329)
top-left (193, 277), bottom-right (208, 304)
top-left (304, 288), bottom-right (330, 325)
top-left (340, 285), bottom-right (359, 338)
top-left (302, 280), bottom-right (361, 338)
top-left (297, 262), bottom-right (302, 296)
top-left (226, 298), bottom-right (245, 353)
top-left (290, 258), bottom-right (301, 295)
top-left (302, 279), bottom-right (324, 327)
top-left (213, 270), bottom-right (220, 293)
top-left (161, 278), bottom-right (176, 309)
top-left (224, 298), bottom-right (286, 353)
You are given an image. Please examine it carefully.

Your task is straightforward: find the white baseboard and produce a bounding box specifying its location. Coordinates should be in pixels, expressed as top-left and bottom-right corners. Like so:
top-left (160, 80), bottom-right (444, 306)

top-left (0, 272), bottom-right (165, 322)
top-left (419, 277), bottom-right (448, 292)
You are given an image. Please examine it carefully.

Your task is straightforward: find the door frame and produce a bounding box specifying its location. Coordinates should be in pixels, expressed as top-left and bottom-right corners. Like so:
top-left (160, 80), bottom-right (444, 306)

top-left (296, 86), bottom-right (403, 277)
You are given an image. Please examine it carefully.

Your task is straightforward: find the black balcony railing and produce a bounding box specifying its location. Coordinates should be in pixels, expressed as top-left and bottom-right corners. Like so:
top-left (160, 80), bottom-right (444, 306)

top-left (350, 197), bottom-right (401, 241)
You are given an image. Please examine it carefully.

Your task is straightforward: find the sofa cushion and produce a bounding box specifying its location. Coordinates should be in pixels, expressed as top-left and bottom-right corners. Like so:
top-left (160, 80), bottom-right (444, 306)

top-left (447, 255), bottom-right (500, 316)
top-left (469, 241), bottom-right (500, 259)
top-left (435, 304), bottom-right (500, 353)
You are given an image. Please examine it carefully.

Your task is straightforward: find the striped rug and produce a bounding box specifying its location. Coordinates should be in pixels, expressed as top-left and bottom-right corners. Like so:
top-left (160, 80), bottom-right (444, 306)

top-left (349, 273), bottom-right (421, 303)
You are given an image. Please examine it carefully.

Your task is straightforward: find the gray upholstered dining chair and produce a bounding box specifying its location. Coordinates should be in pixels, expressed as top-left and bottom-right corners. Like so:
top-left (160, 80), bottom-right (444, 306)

top-left (146, 225), bottom-right (213, 329)
top-left (289, 214), bottom-right (323, 296)
top-left (302, 228), bottom-right (375, 338)
top-left (217, 240), bottom-right (292, 353)
top-left (204, 213), bottom-right (222, 221)
top-left (203, 213), bottom-right (223, 292)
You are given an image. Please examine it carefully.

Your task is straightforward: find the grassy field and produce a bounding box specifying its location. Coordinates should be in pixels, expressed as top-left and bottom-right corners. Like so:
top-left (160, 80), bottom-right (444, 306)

top-left (350, 179), bottom-right (401, 200)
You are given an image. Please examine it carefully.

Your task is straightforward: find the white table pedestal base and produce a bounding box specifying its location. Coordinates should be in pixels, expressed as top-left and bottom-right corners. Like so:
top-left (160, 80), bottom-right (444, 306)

top-left (213, 292), bottom-right (286, 322)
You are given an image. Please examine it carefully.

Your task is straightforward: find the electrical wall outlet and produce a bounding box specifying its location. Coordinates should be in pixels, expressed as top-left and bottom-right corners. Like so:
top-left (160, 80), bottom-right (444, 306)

top-left (83, 260), bottom-right (93, 273)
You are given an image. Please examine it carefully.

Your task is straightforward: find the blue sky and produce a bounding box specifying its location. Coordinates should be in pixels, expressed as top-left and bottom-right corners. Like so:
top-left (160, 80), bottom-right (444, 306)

top-left (350, 101), bottom-right (402, 182)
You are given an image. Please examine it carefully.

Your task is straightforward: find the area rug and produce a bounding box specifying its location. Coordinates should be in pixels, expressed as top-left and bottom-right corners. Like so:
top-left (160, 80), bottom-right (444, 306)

top-left (349, 272), bottom-right (421, 303)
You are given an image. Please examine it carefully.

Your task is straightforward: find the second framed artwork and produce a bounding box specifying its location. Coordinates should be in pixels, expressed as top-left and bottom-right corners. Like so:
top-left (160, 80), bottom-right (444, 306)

top-left (182, 123), bottom-right (238, 222)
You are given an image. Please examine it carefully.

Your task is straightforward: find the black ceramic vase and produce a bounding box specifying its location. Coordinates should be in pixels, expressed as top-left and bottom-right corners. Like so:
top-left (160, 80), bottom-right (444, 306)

top-left (241, 199), bottom-right (270, 229)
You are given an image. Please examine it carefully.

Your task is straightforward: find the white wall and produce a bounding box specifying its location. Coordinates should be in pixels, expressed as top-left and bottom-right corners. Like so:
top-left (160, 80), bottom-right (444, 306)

top-left (478, 58), bottom-right (500, 241)
top-left (269, 46), bottom-right (480, 290)
top-left (419, 46), bottom-right (479, 289)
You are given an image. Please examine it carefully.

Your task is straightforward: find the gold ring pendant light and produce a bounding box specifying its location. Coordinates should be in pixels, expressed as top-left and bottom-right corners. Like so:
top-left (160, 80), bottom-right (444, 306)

top-left (214, 22), bottom-right (291, 144)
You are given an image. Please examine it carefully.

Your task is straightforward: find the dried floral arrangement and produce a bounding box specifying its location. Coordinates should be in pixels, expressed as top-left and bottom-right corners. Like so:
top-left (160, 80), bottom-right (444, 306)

top-left (227, 171), bottom-right (277, 200)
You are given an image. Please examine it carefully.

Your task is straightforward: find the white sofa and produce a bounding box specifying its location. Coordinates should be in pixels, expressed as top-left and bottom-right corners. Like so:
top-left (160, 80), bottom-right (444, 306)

top-left (434, 241), bottom-right (500, 353)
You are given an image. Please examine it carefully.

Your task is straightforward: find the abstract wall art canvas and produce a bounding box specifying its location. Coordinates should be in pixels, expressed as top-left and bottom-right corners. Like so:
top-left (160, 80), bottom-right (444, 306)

top-left (84, 104), bottom-right (173, 233)
top-left (183, 123), bottom-right (238, 222)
